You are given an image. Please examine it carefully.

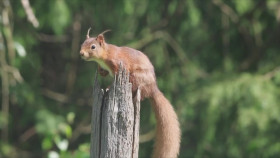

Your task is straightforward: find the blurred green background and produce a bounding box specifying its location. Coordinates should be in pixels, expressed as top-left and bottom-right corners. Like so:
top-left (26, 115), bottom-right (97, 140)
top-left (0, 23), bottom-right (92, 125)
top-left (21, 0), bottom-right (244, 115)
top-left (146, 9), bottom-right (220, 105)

top-left (1, 0), bottom-right (280, 157)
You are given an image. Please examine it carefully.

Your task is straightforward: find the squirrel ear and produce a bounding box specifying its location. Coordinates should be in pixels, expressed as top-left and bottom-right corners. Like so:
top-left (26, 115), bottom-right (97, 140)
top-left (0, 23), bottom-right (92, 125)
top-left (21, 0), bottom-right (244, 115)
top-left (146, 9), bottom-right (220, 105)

top-left (96, 30), bottom-right (111, 46)
top-left (96, 34), bottom-right (105, 46)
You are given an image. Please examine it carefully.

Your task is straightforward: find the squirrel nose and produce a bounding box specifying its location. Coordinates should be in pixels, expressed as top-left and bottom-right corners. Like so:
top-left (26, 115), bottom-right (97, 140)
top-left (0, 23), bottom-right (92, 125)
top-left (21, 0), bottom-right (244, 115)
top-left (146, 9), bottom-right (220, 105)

top-left (80, 51), bottom-right (84, 56)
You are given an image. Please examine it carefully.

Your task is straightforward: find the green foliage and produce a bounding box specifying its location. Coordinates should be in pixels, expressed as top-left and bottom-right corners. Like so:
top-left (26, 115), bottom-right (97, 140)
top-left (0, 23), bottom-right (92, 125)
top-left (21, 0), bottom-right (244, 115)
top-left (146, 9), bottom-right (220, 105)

top-left (1, 0), bottom-right (280, 158)
top-left (49, 0), bottom-right (71, 34)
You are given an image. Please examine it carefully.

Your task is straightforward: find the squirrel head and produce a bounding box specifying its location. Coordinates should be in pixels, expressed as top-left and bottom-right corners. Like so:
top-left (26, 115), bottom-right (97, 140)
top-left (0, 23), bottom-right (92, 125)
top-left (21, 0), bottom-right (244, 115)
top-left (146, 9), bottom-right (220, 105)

top-left (80, 28), bottom-right (110, 61)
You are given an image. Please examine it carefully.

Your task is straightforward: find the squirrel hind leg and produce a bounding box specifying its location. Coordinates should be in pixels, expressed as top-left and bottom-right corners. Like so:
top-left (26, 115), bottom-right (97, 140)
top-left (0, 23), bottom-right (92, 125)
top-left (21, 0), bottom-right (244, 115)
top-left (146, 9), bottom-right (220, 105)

top-left (130, 70), bottom-right (156, 99)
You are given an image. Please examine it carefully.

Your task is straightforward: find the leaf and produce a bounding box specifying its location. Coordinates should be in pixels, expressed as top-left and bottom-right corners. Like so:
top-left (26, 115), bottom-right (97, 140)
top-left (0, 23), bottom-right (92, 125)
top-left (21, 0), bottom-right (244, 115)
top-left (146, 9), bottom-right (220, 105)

top-left (42, 137), bottom-right (53, 150)
top-left (50, 0), bottom-right (70, 34)
top-left (234, 0), bottom-right (253, 14)
top-left (55, 139), bottom-right (69, 151)
top-left (48, 151), bottom-right (59, 158)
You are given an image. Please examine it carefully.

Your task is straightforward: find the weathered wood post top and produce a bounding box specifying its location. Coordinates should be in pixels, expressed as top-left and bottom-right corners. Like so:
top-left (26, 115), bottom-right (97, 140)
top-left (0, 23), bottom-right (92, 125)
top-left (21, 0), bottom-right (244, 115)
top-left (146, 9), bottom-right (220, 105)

top-left (90, 65), bottom-right (140, 158)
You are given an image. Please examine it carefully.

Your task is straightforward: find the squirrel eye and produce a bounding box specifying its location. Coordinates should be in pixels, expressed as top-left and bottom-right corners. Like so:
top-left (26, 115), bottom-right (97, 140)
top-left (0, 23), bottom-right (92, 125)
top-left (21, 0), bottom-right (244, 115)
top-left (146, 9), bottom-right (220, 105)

top-left (91, 44), bottom-right (96, 50)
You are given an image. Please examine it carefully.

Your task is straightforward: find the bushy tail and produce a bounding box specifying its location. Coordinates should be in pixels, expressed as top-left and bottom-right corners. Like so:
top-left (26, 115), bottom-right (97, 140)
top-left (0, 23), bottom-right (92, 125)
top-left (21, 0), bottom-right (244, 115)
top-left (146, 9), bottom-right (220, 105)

top-left (150, 87), bottom-right (180, 158)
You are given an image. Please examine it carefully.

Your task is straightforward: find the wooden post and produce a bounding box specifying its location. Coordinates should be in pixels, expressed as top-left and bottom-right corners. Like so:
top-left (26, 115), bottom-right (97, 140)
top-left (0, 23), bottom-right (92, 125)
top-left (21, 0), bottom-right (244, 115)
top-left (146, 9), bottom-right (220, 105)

top-left (90, 65), bottom-right (140, 158)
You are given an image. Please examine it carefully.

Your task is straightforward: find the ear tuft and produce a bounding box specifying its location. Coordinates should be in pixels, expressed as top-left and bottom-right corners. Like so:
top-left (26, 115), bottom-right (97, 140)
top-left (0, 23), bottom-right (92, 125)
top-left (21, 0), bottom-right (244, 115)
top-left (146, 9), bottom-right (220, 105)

top-left (100, 29), bottom-right (111, 35)
top-left (86, 28), bottom-right (91, 39)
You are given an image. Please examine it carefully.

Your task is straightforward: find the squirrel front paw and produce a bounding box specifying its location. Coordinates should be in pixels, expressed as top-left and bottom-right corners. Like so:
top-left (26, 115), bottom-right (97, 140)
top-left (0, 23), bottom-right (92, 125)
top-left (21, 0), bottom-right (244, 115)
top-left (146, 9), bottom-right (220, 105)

top-left (98, 66), bottom-right (109, 77)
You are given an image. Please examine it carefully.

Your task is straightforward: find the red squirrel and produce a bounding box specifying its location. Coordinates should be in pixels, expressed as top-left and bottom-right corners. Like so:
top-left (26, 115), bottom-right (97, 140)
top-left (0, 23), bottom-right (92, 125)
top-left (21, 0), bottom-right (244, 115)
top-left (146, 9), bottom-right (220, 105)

top-left (80, 29), bottom-right (180, 158)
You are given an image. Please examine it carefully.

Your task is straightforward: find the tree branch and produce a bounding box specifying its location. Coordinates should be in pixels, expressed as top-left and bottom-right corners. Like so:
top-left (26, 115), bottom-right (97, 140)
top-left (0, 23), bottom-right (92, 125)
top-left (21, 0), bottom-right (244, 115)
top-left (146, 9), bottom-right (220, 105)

top-left (20, 0), bottom-right (39, 28)
top-left (0, 23), bottom-right (10, 143)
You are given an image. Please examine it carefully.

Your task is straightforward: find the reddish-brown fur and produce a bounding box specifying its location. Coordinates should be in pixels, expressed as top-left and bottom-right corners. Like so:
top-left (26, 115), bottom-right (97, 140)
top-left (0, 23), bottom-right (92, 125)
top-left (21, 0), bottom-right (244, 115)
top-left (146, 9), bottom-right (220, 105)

top-left (80, 32), bottom-right (181, 158)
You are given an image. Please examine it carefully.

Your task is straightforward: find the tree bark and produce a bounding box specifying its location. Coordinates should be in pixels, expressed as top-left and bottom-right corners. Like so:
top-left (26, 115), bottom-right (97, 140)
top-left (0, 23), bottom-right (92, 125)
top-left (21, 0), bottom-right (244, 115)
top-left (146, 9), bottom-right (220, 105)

top-left (90, 66), bottom-right (140, 158)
